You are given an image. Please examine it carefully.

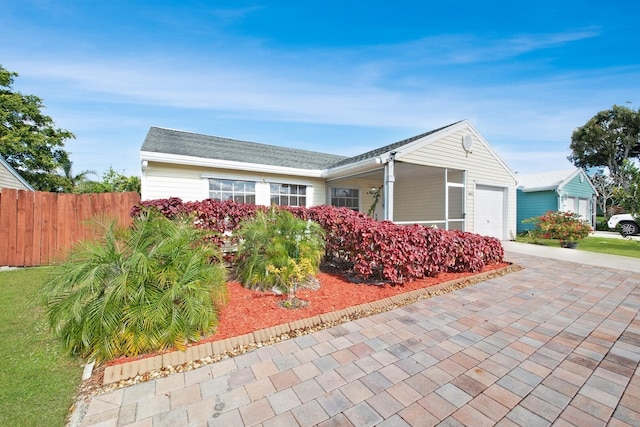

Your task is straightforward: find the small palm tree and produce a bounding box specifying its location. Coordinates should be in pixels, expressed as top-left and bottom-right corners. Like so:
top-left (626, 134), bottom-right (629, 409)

top-left (41, 210), bottom-right (228, 363)
top-left (60, 158), bottom-right (96, 193)
top-left (236, 208), bottom-right (325, 305)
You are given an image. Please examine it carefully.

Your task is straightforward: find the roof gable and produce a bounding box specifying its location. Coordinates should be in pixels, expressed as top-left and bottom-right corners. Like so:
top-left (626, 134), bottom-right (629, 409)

top-left (517, 168), bottom-right (592, 192)
top-left (142, 127), bottom-right (347, 170)
top-left (330, 122), bottom-right (461, 168)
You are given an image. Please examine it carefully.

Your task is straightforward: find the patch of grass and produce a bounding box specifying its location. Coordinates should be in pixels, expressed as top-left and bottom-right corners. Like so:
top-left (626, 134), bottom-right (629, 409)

top-left (0, 267), bottom-right (82, 427)
top-left (577, 236), bottom-right (640, 258)
top-left (517, 235), bottom-right (640, 258)
top-left (516, 236), bottom-right (562, 247)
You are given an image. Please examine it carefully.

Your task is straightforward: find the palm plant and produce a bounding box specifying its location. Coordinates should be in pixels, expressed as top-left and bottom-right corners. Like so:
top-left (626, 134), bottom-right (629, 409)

top-left (235, 208), bottom-right (325, 305)
top-left (41, 210), bottom-right (228, 363)
top-left (60, 158), bottom-right (96, 193)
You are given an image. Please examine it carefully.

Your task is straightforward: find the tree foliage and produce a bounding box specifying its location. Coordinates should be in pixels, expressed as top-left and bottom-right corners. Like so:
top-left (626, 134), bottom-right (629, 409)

top-left (0, 65), bottom-right (75, 191)
top-left (569, 104), bottom-right (640, 181)
top-left (589, 171), bottom-right (617, 217)
top-left (61, 158), bottom-right (96, 192)
top-left (614, 160), bottom-right (640, 219)
top-left (74, 166), bottom-right (141, 194)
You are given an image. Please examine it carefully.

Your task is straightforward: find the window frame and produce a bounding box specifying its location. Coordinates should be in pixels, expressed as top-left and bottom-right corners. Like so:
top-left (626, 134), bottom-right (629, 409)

top-left (208, 178), bottom-right (256, 204)
top-left (330, 187), bottom-right (360, 211)
top-left (269, 183), bottom-right (307, 207)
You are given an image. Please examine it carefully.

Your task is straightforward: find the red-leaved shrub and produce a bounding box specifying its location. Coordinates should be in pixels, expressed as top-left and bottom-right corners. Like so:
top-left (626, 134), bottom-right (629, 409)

top-left (133, 199), bottom-right (504, 284)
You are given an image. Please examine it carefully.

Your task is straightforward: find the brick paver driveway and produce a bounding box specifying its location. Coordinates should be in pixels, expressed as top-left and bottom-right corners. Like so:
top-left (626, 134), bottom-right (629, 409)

top-left (75, 252), bottom-right (640, 426)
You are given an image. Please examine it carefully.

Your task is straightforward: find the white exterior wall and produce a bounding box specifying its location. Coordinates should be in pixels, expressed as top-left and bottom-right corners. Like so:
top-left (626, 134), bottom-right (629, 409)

top-left (142, 162), bottom-right (327, 206)
top-left (399, 126), bottom-right (517, 238)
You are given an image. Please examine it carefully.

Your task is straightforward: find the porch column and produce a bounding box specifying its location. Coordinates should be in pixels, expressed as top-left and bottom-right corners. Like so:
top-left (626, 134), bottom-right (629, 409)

top-left (444, 168), bottom-right (448, 229)
top-left (384, 153), bottom-right (396, 221)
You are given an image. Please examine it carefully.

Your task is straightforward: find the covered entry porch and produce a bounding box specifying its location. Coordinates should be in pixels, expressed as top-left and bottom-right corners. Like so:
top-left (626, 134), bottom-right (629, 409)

top-left (326, 159), bottom-right (467, 232)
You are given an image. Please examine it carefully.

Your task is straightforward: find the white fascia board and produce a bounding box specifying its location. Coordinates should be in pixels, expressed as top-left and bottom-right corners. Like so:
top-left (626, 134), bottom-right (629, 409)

top-left (518, 185), bottom-right (557, 193)
top-left (140, 151), bottom-right (324, 178)
top-left (322, 157), bottom-right (382, 180)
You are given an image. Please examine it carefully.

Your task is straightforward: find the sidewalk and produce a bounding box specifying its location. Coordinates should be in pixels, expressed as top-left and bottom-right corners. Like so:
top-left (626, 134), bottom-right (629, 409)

top-left (72, 249), bottom-right (640, 427)
top-left (501, 240), bottom-right (640, 273)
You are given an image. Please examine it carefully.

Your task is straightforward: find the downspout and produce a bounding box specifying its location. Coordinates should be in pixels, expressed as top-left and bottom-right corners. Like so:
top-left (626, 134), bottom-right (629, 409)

top-left (384, 152), bottom-right (396, 222)
top-left (463, 170), bottom-right (467, 231)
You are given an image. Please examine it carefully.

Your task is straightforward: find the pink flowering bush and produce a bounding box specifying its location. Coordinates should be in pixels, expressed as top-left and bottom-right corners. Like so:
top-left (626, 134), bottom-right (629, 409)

top-left (522, 210), bottom-right (591, 243)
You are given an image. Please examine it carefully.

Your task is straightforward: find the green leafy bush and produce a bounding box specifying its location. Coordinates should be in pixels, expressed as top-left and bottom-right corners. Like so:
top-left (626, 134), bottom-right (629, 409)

top-left (595, 215), bottom-right (609, 231)
top-left (235, 209), bottom-right (325, 302)
top-left (41, 211), bottom-right (228, 363)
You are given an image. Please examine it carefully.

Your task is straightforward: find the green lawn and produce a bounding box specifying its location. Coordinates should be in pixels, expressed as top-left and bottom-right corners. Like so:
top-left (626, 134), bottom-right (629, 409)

top-left (0, 267), bottom-right (82, 427)
top-left (517, 235), bottom-right (640, 258)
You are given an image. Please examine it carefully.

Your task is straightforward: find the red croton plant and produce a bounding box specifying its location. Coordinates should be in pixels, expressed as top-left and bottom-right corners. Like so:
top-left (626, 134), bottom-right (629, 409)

top-left (132, 198), bottom-right (504, 284)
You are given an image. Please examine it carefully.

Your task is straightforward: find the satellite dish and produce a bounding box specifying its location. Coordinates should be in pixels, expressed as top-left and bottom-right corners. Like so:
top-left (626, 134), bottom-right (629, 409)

top-left (462, 134), bottom-right (474, 152)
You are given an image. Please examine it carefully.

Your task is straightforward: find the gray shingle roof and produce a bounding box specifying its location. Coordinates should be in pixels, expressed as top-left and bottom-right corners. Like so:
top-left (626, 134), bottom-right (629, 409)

top-left (517, 168), bottom-right (579, 191)
top-left (142, 121), bottom-right (462, 171)
top-left (142, 127), bottom-right (348, 170)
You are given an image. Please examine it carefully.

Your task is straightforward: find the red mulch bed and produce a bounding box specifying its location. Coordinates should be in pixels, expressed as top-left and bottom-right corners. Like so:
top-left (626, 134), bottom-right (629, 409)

top-left (206, 262), bottom-right (509, 342)
top-left (104, 262), bottom-right (509, 368)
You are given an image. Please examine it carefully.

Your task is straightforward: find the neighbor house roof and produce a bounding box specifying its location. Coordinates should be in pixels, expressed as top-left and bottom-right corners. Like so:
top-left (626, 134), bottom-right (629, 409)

top-left (142, 127), bottom-right (348, 170)
top-left (0, 155), bottom-right (35, 191)
top-left (517, 168), bottom-right (595, 193)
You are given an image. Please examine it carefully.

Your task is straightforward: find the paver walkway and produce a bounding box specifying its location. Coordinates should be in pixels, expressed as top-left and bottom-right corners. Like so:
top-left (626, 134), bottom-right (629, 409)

top-left (73, 250), bottom-right (640, 426)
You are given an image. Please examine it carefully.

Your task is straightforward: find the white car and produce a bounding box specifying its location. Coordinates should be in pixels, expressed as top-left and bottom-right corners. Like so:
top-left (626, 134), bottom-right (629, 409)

top-left (608, 213), bottom-right (640, 236)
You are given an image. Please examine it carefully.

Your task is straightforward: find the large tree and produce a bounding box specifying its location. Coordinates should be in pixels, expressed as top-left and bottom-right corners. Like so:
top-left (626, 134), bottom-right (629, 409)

top-left (568, 104), bottom-right (640, 181)
top-left (589, 171), bottom-right (617, 217)
top-left (614, 160), bottom-right (640, 219)
top-left (0, 65), bottom-right (75, 191)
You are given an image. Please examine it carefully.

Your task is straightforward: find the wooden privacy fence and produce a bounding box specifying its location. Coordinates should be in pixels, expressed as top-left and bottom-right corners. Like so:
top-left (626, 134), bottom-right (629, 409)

top-left (0, 189), bottom-right (141, 267)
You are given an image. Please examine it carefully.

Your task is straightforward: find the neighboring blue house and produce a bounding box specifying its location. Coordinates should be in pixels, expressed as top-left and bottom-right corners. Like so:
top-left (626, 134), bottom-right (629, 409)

top-left (517, 168), bottom-right (597, 233)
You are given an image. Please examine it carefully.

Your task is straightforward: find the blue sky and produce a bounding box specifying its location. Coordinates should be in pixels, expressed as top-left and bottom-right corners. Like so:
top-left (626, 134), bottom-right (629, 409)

top-left (2, 1), bottom-right (639, 178)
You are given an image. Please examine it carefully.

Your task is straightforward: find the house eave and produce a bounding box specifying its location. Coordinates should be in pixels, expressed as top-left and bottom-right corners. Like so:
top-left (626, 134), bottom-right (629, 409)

top-left (140, 151), bottom-right (324, 178)
top-left (323, 157), bottom-right (384, 180)
top-left (518, 185), bottom-right (558, 193)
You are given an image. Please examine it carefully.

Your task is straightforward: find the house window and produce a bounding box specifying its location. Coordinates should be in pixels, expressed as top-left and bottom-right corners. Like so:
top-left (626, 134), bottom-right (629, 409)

top-left (331, 187), bottom-right (359, 211)
top-left (270, 183), bottom-right (307, 207)
top-left (209, 179), bottom-right (256, 204)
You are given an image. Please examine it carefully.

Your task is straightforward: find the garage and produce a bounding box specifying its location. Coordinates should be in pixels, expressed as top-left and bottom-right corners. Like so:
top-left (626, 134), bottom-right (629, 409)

top-left (474, 185), bottom-right (506, 240)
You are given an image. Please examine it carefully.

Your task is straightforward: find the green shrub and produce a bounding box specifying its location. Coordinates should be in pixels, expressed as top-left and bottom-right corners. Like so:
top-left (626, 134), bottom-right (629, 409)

top-left (595, 215), bottom-right (609, 231)
top-left (41, 211), bottom-right (228, 363)
top-left (235, 208), bottom-right (325, 302)
top-left (522, 210), bottom-right (592, 243)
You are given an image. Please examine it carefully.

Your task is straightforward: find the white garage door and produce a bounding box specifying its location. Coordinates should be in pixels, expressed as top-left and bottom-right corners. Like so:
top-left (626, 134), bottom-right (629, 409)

top-left (474, 185), bottom-right (505, 240)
